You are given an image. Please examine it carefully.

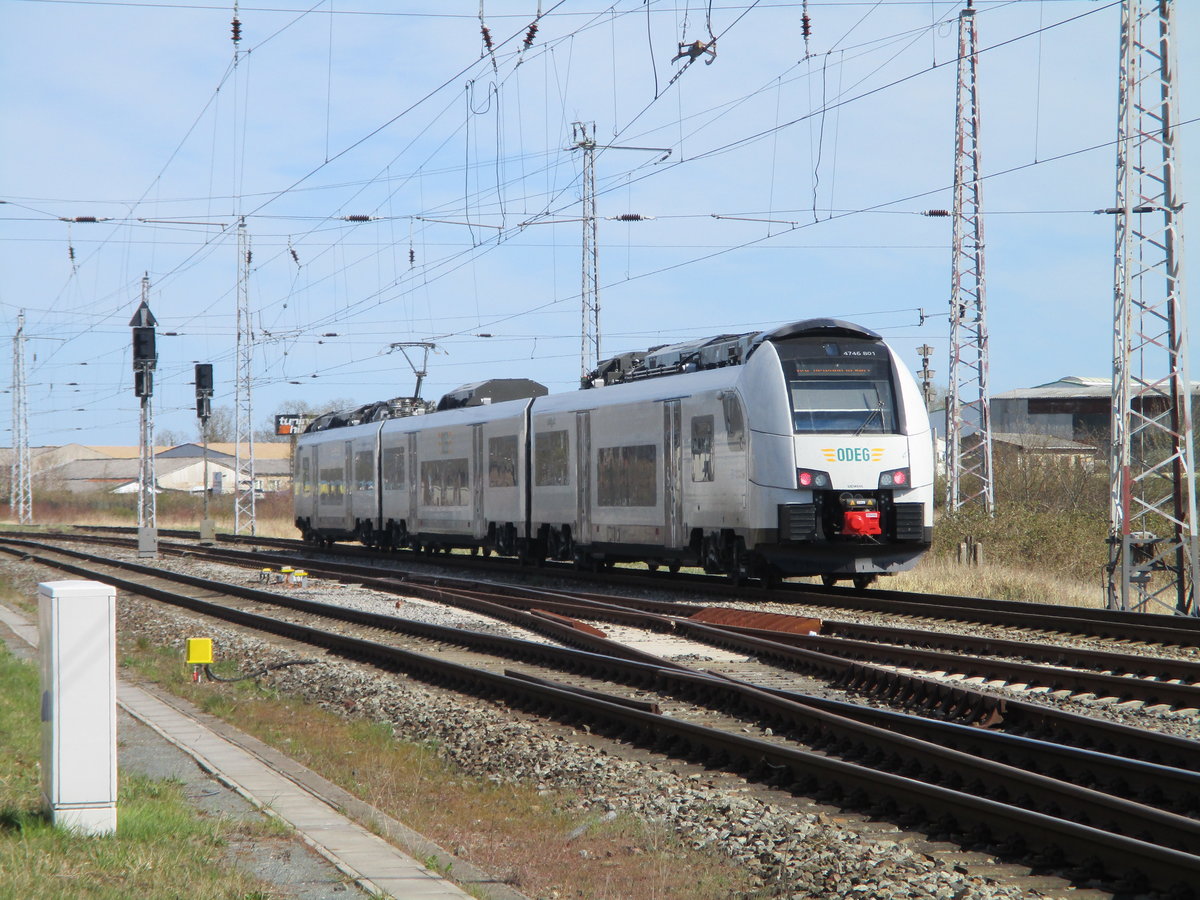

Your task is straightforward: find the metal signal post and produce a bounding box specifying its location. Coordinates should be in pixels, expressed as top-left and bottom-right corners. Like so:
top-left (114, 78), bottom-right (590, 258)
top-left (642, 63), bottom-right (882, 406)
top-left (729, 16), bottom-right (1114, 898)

top-left (130, 277), bottom-right (158, 558)
top-left (195, 363), bottom-right (216, 543)
top-left (1107, 0), bottom-right (1198, 614)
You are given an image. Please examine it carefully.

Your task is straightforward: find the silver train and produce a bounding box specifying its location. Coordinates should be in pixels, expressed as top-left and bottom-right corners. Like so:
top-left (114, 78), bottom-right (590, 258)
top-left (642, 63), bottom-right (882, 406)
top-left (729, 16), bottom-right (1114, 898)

top-left (292, 318), bottom-right (933, 586)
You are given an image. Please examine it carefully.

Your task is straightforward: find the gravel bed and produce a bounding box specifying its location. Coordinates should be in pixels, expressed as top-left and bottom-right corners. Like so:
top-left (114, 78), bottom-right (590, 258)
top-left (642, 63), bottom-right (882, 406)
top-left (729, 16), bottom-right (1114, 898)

top-left (10, 541), bottom-right (1199, 897)
top-left (113, 592), bottom-right (1036, 900)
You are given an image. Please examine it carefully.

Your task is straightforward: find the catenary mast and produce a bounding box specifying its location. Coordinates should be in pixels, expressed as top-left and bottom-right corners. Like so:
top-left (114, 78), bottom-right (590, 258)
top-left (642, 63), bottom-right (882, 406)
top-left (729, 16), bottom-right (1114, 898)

top-left (10, 311), bottom-right (31, 524)
top-left (1107, 0), bottom-right (1198, 614)
top-left (945, 0), bottom-right (995, 515)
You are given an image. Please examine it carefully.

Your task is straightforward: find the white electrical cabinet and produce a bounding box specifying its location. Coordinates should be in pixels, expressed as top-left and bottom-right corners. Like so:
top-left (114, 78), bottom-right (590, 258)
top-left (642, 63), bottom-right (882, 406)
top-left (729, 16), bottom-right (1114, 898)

top-left (38, 580), bottom-right (118, 835)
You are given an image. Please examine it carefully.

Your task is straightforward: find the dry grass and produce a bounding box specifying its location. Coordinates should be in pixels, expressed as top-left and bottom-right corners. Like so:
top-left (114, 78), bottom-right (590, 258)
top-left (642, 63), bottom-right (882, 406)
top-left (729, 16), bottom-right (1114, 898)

top-left (121, 641), bottom-right (755, 900)
top-left (885, 554), bottom-right (1105, 608)
top-left (0, 490), bottom-right (298, 540)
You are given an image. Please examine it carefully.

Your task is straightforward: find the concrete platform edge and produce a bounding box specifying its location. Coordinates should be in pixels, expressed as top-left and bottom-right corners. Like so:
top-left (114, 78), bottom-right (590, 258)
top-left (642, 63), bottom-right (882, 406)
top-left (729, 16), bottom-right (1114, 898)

top-left (132, 678), bottom-right (529, 900)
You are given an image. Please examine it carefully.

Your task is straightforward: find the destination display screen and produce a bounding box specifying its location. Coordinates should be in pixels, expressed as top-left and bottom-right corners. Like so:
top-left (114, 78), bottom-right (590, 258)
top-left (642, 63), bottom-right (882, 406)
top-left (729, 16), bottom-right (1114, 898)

top-left (774, 338), bottom-right (898, 434)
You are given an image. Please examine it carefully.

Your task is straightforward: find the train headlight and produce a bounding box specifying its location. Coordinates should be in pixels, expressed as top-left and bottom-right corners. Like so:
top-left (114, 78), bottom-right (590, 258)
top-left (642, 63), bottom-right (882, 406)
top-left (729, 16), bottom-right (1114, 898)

top-left (878, 468), bottom-right (910, 488)
top-left (797, 468), bottom-right (831, 489)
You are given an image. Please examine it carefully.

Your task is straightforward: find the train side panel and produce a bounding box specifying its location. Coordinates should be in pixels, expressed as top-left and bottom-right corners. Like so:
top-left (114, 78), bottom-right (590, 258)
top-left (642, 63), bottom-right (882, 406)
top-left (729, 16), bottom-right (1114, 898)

top-left (296, 421), bottom-right (382, 540)
top-left (404, 401), bottom-right (529, 550)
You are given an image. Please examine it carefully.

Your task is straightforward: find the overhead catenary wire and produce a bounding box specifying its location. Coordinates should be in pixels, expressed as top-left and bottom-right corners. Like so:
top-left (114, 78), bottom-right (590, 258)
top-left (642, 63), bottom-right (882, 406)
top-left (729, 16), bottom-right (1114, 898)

top-left (0, 0), bottom-right (1154, 444)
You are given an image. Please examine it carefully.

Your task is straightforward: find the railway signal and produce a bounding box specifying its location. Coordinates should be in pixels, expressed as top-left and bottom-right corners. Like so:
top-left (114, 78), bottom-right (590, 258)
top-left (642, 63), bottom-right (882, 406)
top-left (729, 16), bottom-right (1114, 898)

top-left (129, 277), bottom-right (158, 557)
top-left (195, 363), bottom-right (216, 542)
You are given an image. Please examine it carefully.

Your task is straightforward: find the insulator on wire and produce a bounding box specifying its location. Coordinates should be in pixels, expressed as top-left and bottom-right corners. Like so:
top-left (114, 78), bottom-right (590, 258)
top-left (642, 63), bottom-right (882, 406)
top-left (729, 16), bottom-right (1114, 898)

top-left (343, 214), bottom-right (373, 222)
top-left (408, 248), bottom-right (416, 266)
top-left (923, 209), bottom-right (951, 217)
top-left (481, 24), bottom-right (494, 52)
top-left (289, 247), bottom-right (300, 265)
top-left (245, 250), bottom-right (252, 265)
top-left (611, 213), bottom-right (649, 222)
top-left (802, 13), bottom-right (811, 39)
top-left (68, 245), bottom-right (76, 262)
top-left (231, 16), bottom-right (242, 44)
top-left (61, 216), bottom-right (100, 223)
top-left (523, 21), bottom-right (539, 50)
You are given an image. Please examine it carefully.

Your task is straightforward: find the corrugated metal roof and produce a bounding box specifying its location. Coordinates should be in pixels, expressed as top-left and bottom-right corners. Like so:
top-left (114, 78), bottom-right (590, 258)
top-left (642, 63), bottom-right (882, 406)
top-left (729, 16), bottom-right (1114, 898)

top-left (993, 432), bottom-right (1097, 452)
top-left (994, 376), bottom-right (1200, 401)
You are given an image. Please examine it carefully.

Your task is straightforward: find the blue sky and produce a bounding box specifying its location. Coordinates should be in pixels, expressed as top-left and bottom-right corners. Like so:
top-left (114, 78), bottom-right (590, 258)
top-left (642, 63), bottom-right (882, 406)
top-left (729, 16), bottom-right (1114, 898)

top-left (2, 0), bottom-right (1197, 447)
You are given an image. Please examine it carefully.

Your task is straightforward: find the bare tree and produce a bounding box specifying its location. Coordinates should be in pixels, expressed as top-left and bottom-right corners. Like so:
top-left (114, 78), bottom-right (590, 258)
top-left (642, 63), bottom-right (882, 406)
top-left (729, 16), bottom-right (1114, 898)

top-left (200, 406), bottom-right (235, 443)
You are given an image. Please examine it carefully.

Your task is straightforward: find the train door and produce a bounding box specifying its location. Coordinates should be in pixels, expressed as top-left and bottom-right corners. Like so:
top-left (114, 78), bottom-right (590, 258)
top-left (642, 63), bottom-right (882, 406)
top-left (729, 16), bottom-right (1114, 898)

top-left (664, 400), bottom-right (684, 549)
top-left (575, 411), bottom-right (591, 546)
top-left (343, 440), bottom-right (354, 532)
top-left (407, 432), bottom-right (418, 534)
top-left (472, 424), bottom-right (486, 539)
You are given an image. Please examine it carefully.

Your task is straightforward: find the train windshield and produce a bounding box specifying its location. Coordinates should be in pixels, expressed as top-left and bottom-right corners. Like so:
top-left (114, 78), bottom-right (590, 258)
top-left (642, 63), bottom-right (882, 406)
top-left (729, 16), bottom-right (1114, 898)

top-left (774, 337), bottom-right (898, 434)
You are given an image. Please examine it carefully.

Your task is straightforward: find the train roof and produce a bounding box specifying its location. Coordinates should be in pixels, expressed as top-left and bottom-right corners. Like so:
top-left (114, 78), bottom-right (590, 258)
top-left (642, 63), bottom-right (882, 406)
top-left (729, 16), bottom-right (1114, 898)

top-left (585, 317), bottom-right (884, 388)
top-left (301, 319), bottom-right (887, 435)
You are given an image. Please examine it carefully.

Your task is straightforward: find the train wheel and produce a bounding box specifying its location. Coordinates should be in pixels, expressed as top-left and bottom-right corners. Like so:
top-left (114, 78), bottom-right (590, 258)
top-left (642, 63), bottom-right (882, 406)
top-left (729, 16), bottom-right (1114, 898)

top-left (821, 574), bottom-right (838, 588)
top-left (668, 561), bottom-right (681, 574)
top-left (647, 562), bottom-right (659, 572)
top-left (726, 541), bottom-right (749, 586)
top-left (853, 574), bottom-right (876, 590)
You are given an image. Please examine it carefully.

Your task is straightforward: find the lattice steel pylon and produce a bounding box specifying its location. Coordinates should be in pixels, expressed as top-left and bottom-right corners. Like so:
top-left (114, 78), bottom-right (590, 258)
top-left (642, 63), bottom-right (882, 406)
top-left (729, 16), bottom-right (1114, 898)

top-left (10, 310), bottom-right (31, 524)
top-left (234, 218), bottom-right (256, 535)
top-left (573, 121), bottom-right (600, 380)
top-left (1107, 0), bottom-right (1198, 614)
top-left (945, 0), bottom-right (995, 515)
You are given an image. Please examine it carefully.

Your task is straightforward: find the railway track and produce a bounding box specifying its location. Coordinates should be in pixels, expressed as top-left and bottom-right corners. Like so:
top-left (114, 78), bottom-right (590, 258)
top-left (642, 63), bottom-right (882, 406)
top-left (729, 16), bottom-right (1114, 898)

top-left (4, 533), bottom-right (1200, 895)
top-left (62, 525), bottom-right (1200, 648)
top-left (22, 532), bottom-right (1200, 722)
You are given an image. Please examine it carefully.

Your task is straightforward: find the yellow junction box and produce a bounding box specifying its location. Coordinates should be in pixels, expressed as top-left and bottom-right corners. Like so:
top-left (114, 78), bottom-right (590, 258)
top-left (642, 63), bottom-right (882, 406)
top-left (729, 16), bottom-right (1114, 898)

top-left (186, 638), bottom-right (213, 665)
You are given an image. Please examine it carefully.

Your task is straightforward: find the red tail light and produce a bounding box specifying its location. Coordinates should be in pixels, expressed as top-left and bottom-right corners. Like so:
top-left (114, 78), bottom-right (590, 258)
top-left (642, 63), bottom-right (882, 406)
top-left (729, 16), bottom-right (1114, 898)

top-left (797, 468), bottom-right (831, 489)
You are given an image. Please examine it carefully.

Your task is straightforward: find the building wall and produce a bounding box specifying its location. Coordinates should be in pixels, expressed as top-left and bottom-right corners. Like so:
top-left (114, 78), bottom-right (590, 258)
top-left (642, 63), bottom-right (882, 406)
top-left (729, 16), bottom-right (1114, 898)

top-left (991, 399), bottom-right (1076, 441)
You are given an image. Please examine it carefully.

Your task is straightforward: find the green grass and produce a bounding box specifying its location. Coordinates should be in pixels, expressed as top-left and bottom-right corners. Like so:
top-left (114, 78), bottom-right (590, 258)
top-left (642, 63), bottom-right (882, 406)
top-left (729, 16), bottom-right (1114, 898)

top-left (0, 642), bottom-right (282, 900)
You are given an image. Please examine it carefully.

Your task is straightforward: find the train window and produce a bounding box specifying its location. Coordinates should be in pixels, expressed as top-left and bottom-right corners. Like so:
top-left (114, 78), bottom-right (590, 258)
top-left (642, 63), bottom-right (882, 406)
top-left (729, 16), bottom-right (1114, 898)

top-left (354, 450), bottom-right (374, 492)
top-left (722, 393), bottom-right (745, 449)
top-left (535, 430), bottom-right (570, 486)
top-left (318, 466), bottom-right (344, 505)
top-left (775, 338), bottom-right (898, 434)
top-left (421, 458), bottom-right (469, 506)
top-left (598, 444), bottom-right (657, 507)
top-left (382, 446), bottom-right (405, 491)
top-left (488, 435), bottom-right (518, 488)
top-left (691, 416), bottom-right (714, 482)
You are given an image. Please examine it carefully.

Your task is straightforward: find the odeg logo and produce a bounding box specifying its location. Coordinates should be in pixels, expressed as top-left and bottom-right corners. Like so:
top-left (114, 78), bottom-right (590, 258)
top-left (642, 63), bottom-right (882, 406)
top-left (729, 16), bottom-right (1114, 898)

top-left (822, 447), bottom-right (886, 463)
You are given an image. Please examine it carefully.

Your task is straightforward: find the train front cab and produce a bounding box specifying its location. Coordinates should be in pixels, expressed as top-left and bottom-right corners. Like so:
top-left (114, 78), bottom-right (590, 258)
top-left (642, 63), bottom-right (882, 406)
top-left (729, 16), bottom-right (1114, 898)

top-left (740, 322), bottom-right (933, 583)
